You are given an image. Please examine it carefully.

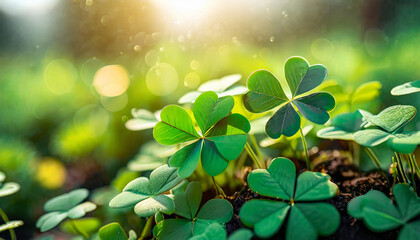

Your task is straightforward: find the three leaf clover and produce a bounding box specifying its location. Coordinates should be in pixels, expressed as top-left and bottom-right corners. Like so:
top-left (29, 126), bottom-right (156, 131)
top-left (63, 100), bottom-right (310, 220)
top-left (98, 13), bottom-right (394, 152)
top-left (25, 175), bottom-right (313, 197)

top-left (354, 105), bottom-right (420, 153)
top-left (153, 91), bottom-right (250, 178)
top-left (153, 182), bottom-right (233, 240)
top-left (98, 222), bottom-right (137, 240)
top-left (317, 110), bottom-right (364, 140)
top-left (179, 74), bottom-right (247, 104)
top-left (0, 171), bottom-right (20, 197)
top-left (109, 164), bottom-right (183, 217)
top-left (36, 188), bottom-right (97, 232)
top-left (348, 184), bottom-right (420, 240)
top-left (243, 56), bottom-right (335, 138)
top-left (391, 80), bottom-right (420, 96)
top-left (239, 157), bottom-right (340, 239)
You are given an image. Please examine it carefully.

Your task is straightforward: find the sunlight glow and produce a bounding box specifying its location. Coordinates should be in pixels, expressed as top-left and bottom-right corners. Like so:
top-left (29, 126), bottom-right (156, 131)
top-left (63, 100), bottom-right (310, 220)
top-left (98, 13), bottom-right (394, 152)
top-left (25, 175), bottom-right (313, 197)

top-left (153, 0), bottom-right (212, 23)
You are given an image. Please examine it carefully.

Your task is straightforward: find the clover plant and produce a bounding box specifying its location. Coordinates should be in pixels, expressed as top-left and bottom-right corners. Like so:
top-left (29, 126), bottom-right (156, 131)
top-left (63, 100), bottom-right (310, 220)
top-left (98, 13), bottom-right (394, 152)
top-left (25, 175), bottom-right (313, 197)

top-left (348, 184), bottom-right (420, 240)
top-left (125, 108), bottom-right (161, 131)
top-left (178, 74), bottom-right (247, 104)
top-left (391, 80), bottom-right (420, 96)
top-left (0, 171), bottom-right (23, 240)
top-left (127, 141), bottom-right (176, 172)
top-left (153, 182), bottom-right (233, 240)
top-left (153, 91), bottom-right (250, 178)
top-left (240, 157), bottom-right (340, 239)
top-left (243, 56), bottom-right (335, 169)
top-left (109, 164), bottom-right (183, 217)
top-left (98, 222), bottom-right (137, 240)
top-left (36, 188), bottom-right (97, 238)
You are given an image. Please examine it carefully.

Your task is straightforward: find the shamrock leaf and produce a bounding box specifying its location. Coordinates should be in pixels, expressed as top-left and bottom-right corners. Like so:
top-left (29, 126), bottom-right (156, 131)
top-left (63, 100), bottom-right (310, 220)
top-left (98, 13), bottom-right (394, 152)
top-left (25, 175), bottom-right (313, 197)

top-left (125, 108), bottom-right (160, 131)
top-left (243, 56), bottom-right (335, 138)
top-left (354, 105), bottom-right (420, 153)
top-left (36, 188), bottom-right (96, 232)
top-left (391, 80), bottom-right (420, 96)
top-left (153, 182), bottom-right (233, 240)
top-left (348, 184), bottom-right (420, 240)
top-left (98, 222), bottom-right (137, 240)
top-left (109, 164), bottom-right (183, 217)
top-left (317, 110), bottom-right (364, 140)
top-left (0, 171), bottom-right (20, 197)
top-left (240, 157), bottom-right (339, 239)
top-left (0, 220), bottom-right (23, 233)
top-left (154, 91), bottom-right (250, 178)
top-left (179, 74), bottom-right (247, 104)
top-left (127, 142), bottom-right (176, 172)
top-left (189, 222), bottom-right (227, 240)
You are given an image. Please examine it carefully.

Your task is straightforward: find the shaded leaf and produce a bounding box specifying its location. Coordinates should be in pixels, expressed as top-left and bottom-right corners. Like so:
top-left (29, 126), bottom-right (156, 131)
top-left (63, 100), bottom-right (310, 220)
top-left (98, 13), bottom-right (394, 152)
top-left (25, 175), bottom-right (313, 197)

top-left (266, 103), bottom-right (300, 138)
top-left (125, 109), bottom-right (159, 131)
top-left (293, 92), bottom-right (335, 124)
top-left (284, 57), bottom-right (310, 96)
top-left (391, 80), bottom-right (420, 96)
top-left (189, 222), bottom-right (227, 240)
top-left (169, 140), bottom-right (203, 179)
top-left (351, 81), bottom-right (382, 106)
top-left (294, 172), bottom-right (338, 201)
top-left (295, 64), bottom-right (328, 97)
top-left (44, 189), bottom-right (89, 212)
top-left (98, 222), bottom-right (127, 240)
top-left (354, 129), bottom-right (391, 147)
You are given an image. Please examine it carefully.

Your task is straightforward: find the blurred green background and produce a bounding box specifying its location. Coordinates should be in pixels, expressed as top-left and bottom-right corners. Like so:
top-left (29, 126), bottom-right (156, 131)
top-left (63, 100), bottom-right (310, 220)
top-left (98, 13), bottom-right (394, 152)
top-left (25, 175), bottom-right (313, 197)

top-left (0, 0), bottom-right (420, 238)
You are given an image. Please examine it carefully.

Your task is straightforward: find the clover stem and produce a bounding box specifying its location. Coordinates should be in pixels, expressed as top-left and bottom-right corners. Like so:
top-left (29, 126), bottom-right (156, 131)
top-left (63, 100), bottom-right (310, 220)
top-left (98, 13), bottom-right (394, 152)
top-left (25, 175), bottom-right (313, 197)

top-left (211, 177), bottom-right (226, 198)
top-left (395, 152), bottom-right (410, 185)
top-left (299, 127), bottom-right (310, 171)
top-left (245, 142), bottom-right (262, 169)
top-left (409, 153), bottom-right (420, 178)
top-left (249, 134), bottom-right (263, 162)
top-left (70, 219), bottom-right (88, 239)
top-left (406, 154), bottom-right (417, 190)
top-left (361, 147), bottom-right (381, 170)
top-left (139, 215), bottom-right (154, 240)
top-left (0, 207), bottom-right (16, 240)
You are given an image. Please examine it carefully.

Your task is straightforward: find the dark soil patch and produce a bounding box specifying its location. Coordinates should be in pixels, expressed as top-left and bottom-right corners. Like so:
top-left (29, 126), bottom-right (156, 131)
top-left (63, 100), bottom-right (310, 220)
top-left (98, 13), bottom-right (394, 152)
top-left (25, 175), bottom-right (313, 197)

top-left (225, 153), bottom-right (407, 240)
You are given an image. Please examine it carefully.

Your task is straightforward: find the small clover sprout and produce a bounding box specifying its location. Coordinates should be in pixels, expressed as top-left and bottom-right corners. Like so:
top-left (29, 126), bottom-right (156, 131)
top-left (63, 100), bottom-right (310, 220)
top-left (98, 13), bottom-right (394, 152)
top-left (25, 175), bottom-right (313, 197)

top-left (240, 157), bottom-right (340, 239)
top-left (109, 164), bottom-right (183, 217)
top-left (98, 222), bottom-right (137, 240)
top-left (391, 80), bottom-right (420, 96)
top-left (0, 171), bottom-right (20, 197)
top-left (355, 105), bottom-right (420, 153)
top-left (153, 182), bottom-right (233, 240)
top-left (179, 74), bottom-right (247, 104)
top-left (243, 56), bottom-right (335, 138)
top-left (0, 171), bottom-right (23, 239)
top-left (153, 91), bottom-right (250, 178)
top-left (36, 188), bottom-right (96, 233)
top-left (125, 108), bottom-right (161, 131)
top-left (348, 184), bottom-right (420, 240)
top-left (317, 110), bottom-right (364, 140)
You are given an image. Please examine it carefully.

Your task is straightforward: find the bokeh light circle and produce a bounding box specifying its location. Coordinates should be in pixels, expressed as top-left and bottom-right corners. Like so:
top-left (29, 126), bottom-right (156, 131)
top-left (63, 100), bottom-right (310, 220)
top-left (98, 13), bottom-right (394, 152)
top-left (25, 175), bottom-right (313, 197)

top-left (184, 72), bottom-right (200, 89)
top-left (311, 38), bottom-right (335, 61)
top-left (146, 63), bottom-right (179, 96)
top-left (44, 59), bottom-right (77, 95)
top-left (93, 65), bottom-right (130, 97)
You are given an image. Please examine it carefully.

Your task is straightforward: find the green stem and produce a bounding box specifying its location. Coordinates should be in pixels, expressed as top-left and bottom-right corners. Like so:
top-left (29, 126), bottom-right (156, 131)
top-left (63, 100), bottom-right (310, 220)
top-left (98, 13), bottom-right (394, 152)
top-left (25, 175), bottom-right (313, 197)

top-left (211, 177), bottom-right (226, 198)
top-left (70, 219), bottom-right (88, 239)
top-left (362, 147), bottom-right (382, 170)
top-left (139, 215), bottom-right (154, 240)
top-left (395, 152), bottom-right (410, 184)
top-left (406, 154), bottom-right (417, 190)
top-left (249, 134), bottom-right (263, 162)
top-left (409, 153), bottom-right (420, 178)
top-left (245, 142), bottom-right (262, 169)
top-left (0, 208), bottom-right (16, 240)
top-left (299, 127), bottom-right (310, 171)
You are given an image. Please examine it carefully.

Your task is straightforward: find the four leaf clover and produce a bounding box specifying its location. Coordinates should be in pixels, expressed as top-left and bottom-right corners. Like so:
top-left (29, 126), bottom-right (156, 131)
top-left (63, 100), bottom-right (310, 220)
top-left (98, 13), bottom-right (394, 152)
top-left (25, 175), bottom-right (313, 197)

top-left (354, 105), bottom-right (420, 153)
top-left (240, 157), bottom-right (340, 239)
top-left (109, 164), bottom-right (183, 217)
top-left (348, 184), bottom-right (420, 240)
top-left (153, 91), bottom-right (250, 178)
top-left (36, 188), bottom-right (96, 232)
top-left (243, 56), bottom-right (335, 138)
top-left (153, 182), bottom-right (233, 240)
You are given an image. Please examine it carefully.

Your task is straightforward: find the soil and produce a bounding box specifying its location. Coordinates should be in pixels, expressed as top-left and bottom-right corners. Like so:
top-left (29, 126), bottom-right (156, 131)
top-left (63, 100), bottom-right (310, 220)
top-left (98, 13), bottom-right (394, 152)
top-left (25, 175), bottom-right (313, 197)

top-left (225, 153), bottom-right (410, 240)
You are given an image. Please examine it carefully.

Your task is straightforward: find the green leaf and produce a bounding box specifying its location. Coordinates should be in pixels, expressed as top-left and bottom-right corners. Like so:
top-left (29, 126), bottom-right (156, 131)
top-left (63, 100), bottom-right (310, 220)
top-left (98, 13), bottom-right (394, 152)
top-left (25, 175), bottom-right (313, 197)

top-left (294, 172), bottom-right (338, 201)
top-left (239, 200), bottom-right (290, 239)
top-left (399, 220), bottom-right (420, 240)
top-left (179, 91), bottom-right (202, 104)
top-left (316, 127), bottom-right (355, 140)
top-left (193, 92), bottom-right (234, 133)
top-left (201, 140), bottom-right (229, 176)
top-left (354, 129), bottom-right (391, 147)
top-left (60, 218), bottom-right (100, 236)
top-left (198, 74), bottom-right (242, 93)
top-left (0, 220), bottom-right (23, 233)
top-left (293, 92), bottom-right (335, 124)
top-left (67, 202), bottom-right (96, 219)
top-left (44, 189), bottom-right (89, 212)
top-left (37, 212), bottom-right (68, 232)
top-left (248, 157), bottom-right (296, 200)
top-left (205, 114), bottom-right (250, 137)
top-left (243, 70), bottom-right (288, 113)
top-left (294, 64), bottom-right (328, 97)
top-left (331, 110), bottom-right (364, 132)
top-left (169, 140), bottom-right (203, 179)
top-left (207, 135), bottom-right (247, 160)
top-left (0, 171), bottom-right (4, 182)
top-left (391, 80), bottom-right (420, 96)
top-left (189, 222), bottom-right (227, 240)
top-left (266, 103), bottom-right (301, 138)
top-left (196, 199), bottom-right (233, 223)
top-left (218, 85), bottom-right (248, 98)
top-left (351, 81), bottom-right (382, 106)
top-left (98, 222), bottom-right (128, 240)
top-left (388, 131), bottom-right (420, 154)
top-left (153, 105), bottom-right (200, 145)
top-left (284, 56), bottom-right (310, 96)
top-left (0, 182), bottom-right (20, 197)
top-left (393, 184), bottom-right (420, 222)
top-left (109, 165), bottom-right (182, 217)
top-left (125, 109), bottom-right (159, 131)
top-left (174, 182), bottom-right (202, 220)
top-left (359, 105), bottom-right (417, 133)
top-left (286, 203), bottom-right (340, 240)
top-left (127, 142), bottom-right (174, 172)
top-left (153, 219), bottom-right (193, 240)
top-left (228, 229), bottom-right (253, 240)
